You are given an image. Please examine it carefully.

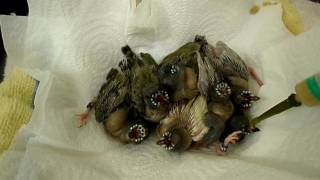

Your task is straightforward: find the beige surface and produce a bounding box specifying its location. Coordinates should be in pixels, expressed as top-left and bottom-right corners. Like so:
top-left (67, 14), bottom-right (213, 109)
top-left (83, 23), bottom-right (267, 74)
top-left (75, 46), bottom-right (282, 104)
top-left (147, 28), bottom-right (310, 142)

top-left (0, 0), bottom-right (320, 180)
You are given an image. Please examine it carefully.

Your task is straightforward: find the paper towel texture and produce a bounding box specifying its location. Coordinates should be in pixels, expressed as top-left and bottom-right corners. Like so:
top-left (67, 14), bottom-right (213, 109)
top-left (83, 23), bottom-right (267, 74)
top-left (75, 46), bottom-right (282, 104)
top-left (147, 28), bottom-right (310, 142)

top-left (0, 0), bottom-right (320, 179)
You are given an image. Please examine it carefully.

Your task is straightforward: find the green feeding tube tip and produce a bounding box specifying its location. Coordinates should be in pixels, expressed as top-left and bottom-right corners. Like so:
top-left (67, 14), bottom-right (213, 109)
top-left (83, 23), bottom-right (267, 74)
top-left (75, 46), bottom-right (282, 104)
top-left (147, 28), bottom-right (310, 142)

top-left (250, 73), bottom-right (320, 128)
top-left (250, 94), bottom-right (302, 128)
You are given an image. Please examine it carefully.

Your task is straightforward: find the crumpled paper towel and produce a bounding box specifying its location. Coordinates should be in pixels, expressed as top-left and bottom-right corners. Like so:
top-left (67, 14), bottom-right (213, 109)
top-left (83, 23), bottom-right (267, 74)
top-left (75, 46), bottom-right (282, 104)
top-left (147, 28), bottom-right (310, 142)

top-left (1, 0), bottom-right (320, 179)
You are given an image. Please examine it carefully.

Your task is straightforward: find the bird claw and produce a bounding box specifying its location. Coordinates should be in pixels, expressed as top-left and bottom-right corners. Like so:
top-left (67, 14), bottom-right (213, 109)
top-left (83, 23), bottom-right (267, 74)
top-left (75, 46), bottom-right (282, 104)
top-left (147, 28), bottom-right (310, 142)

top-left (222, 130), bottom-right (242, 151)
top-left (76, 112), bottom-right (90, 128)
top-left (212, 142), bottom-right (226, 155)
top-left (249, 66), bottom-right (264, 87)
top-left (220, 143), bottom-right (228, 152)
top-left (243, 127), bottom-right (260, 134)
top-left (211, 131), bottom-right (243, 155)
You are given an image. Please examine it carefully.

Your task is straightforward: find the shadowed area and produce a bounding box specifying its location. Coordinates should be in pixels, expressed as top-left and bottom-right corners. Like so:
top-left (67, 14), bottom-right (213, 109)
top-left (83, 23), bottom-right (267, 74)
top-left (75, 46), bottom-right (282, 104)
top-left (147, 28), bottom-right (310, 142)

top-left (0, 27), bottom-right (6, 82)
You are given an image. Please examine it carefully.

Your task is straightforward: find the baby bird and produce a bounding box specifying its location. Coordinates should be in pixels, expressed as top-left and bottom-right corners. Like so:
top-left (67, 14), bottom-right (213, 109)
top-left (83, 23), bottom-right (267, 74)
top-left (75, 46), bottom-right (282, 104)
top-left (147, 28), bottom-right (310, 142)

top-left (194, 35), bottom-right (260, 110)
top-left (220, 111), bottom-right (250, 143)
top-left (156, 96), bottom-right (208, 152)
top-left (115, 108), bottom-right (150, 144)
top-left (158, 42), bottom-right (200, 102)
top-left (122, 46), bottom-right (170, 123)
top-left (78, 46), bottom-right (169, 144)
top-left (195, 38), bottom-right (239, 153)
top-left (77, 66), bottom-right (141, 143)
top-left (156, 96), bottom-right (241, 154)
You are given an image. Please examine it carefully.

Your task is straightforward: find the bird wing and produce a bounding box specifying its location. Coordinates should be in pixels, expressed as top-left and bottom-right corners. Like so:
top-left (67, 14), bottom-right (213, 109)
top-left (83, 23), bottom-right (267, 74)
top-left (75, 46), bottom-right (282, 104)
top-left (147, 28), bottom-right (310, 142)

top-left (140, 53), bottom-right (158, 69)
top-left (182, 96), bottom-right (209, 142)
top-left (197, 45), bottom-right (222, 97)
top-left (163, 96), bottom-right (209, 142)
top-left (197, 51), bottom-right (209, 97)
top-left (216, 41), bottom-right (249, 80)
top-left (131, 66), bottom-right (159, 114)
top-left (95, 68), bottom-right (129, 123)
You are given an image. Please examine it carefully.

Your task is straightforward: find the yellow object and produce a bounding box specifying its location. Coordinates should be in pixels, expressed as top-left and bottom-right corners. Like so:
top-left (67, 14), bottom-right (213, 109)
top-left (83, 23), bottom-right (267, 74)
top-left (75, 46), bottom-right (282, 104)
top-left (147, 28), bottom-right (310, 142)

top-left (295, 73), bottom-right (320, 107)
top-left (0, 68), bottom-right (38, 154)
top-left (250, 0), bottom-right (304, 35)
top-left (250, 5), bottom-right (260, 15)
top-left (262, 1), bottom-right (278, 6)
top-left (277, 0), bottom-right (305, 35)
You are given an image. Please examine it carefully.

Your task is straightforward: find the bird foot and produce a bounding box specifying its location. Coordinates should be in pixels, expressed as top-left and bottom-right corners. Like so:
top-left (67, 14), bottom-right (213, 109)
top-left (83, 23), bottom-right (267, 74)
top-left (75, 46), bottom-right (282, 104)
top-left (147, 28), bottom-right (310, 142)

top-left (224, 130), bottom-right (242, 145)
top-left (76, 111), bottom-right (91, 128)
top-left (246, 127), bottom-right (260, 134)
top-left (249, 66), bottom-right (264, 87)
top-left (191, 142), bottom-right (206, 151)
top-left (216, 131), bottom-right (242, 153)
top-left (213, 142), bottom-right (226, 156)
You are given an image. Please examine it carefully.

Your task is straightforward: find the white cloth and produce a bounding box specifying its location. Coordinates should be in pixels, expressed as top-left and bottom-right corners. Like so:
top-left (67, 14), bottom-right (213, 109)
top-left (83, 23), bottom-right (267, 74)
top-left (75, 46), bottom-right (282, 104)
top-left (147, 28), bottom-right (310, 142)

top-left (1, 0), bottom-right (320, 179)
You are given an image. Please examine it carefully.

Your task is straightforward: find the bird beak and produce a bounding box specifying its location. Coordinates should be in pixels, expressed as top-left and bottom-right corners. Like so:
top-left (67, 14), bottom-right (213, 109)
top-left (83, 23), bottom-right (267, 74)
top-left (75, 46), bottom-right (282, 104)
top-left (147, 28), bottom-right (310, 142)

top-left (250, 95), bottom-right (260, 102)
top-left (156, 139), bottom-right (165, 145)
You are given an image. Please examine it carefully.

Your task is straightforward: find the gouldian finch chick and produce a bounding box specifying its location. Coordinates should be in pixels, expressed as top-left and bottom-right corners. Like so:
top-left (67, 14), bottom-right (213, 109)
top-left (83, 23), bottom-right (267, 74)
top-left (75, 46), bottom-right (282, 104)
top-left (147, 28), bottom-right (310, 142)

top-left (122, 45), bottom-right (170, 123)
top-left (194, 35), bottom-right (260, 110)
top-left (159, 42), bottom-right (201, 102)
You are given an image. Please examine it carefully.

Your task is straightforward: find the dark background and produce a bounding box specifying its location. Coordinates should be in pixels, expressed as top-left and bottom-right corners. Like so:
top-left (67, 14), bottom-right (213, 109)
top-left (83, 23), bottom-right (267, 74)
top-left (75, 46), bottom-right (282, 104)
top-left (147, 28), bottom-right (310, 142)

top-left (0, 0), bottom-right (28, 82)
top-left (0, 0), bottom-right (319, 83)
top-left (0, 28), bottom-right (6, 82)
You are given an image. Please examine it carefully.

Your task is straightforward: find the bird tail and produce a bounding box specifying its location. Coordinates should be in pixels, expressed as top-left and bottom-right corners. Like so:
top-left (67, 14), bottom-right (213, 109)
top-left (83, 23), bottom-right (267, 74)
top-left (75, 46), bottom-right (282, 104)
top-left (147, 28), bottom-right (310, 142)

top-left (106, 68), bottom-right (119, 81)
top-left (121, 45), bottom-right (143, 67)
top-left (194, 35), bottom-right (208, 46)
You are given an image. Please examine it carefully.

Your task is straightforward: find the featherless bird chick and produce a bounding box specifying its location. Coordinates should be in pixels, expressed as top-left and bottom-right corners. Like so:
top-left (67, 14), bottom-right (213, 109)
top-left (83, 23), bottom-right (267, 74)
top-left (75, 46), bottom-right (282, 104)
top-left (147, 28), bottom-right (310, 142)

top-left (194, 35), bottom-right (261, 111)
top-left (158, 42), bottom-right (201, 102)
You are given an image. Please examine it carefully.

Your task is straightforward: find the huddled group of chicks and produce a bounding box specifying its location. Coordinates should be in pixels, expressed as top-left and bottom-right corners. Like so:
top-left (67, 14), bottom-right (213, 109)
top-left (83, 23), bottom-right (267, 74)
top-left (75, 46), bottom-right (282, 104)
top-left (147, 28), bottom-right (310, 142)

top-left (78, 35), bottom-right (262, 155)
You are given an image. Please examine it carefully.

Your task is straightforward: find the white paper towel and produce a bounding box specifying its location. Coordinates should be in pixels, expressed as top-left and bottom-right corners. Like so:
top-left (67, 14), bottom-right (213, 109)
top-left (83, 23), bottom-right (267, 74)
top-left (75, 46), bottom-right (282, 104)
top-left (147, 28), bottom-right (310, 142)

top-left (291, 0), bottom-right (320, 30)
top-left (1, 0), bottom-right (320, 179)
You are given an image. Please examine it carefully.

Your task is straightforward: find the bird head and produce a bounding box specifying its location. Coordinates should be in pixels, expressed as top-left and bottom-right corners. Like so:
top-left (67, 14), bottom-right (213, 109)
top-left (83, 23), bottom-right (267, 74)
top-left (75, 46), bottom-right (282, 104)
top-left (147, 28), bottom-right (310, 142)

top-left (156, 128), bottom-right (192, 152)
top-left (142, 82), bottom-right (170, 123)
top-left (209, 82), bottom-right (232, 102)
top-left (158, 58), bottom-right (183, 93)
top-left (235, 90), bottom-right (260, 109)
top-left (127, 123), bottom-right (149, 144)
top-left (159, 42), bottom-right (201, 91)
top-left (194, 35), bottom-right (208, 47)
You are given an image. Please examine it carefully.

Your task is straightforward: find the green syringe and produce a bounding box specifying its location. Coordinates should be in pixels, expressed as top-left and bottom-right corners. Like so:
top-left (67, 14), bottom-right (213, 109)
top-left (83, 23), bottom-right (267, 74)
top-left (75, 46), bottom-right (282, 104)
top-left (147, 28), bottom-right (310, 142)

top-left (250, 73), bottom-right (320, 128)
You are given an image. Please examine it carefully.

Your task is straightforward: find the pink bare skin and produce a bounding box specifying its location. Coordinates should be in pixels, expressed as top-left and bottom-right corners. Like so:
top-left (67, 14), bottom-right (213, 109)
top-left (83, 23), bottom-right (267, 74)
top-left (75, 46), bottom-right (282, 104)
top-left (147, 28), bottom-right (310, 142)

top-left (214, 130), bottom-right (242, 155)
top-left (76, 110), bottom-right (91, 128)
top-left (249, 66), bottom-right (263, 87)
